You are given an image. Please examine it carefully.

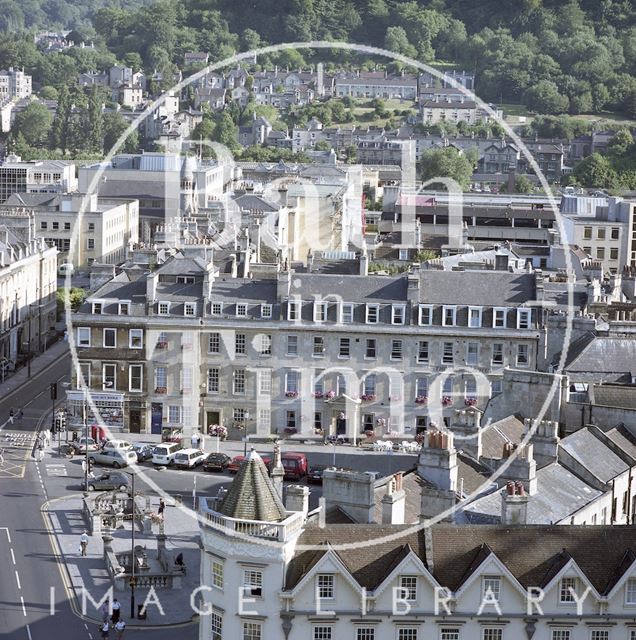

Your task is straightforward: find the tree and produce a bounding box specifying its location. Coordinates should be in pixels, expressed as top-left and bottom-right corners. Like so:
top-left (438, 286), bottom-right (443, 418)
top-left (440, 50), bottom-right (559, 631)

top-left (85, 87), bottom-right (103, 154)
top-left (573, 153), bottom-right (617, 188)
top-left (49, 85), bottom-right (71, 152)
top-left (514, 175), bottom-right (535, 193)
top-left (102, 111), bottom-right (138, 154)
top-left (525, 80), bottom-right (570, 114)
top-left (384, 26), bottom-right (417, 58)
top-left (212, 112), bottom-right (239, 150)
top-left (12, 101), bottom-right (52, 147)
top-left (39, 85), bottom-right (58, 101)
top-left (56, 288), bottom-right (87, 318)
top-left (418, 148), bottom-right (474, 190)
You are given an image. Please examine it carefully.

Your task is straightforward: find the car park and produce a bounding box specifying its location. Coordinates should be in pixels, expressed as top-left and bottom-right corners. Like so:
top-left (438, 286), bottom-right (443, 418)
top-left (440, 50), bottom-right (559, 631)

top-left (202, 452), bottom-right (232, 472)
top-left (173, 448), bottom-right (206, 469)
top-left (84, 472), bottom-right (130, 492)
top-left (152, 442), bottom-right (182, 466)
top-left (131, 443), bottom-right (154, 462)
top-left (88, 449), bottom-right (137, 468)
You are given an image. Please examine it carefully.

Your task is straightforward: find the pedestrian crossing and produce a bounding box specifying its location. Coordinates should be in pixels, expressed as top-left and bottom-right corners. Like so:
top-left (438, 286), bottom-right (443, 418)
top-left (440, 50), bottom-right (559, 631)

top-left (0, 430), bottom-right (36, 478)
top-left (44, 464), bottom-right (67, 477)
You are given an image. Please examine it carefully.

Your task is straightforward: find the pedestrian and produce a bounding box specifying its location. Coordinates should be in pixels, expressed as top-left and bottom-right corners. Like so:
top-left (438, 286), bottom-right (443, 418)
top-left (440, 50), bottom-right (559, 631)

top-left (36, 444), bottom-right (43, 462)
top-left (100, 620), bottom-right (109, 639)
top-left (111, 598), bottom-right (121, 624)
top-left (158, 498), bottom-right (165, 519)
top-left (114, 620), bottom-right (126, 639)
top-left (8, 408), bottom-right (14, 424)
top-left (191, 431), bottom-right (198, 448)
top-left (79, 531), bottom-right (89, 557)
top-left (17, 408), bottom-right (23, 422)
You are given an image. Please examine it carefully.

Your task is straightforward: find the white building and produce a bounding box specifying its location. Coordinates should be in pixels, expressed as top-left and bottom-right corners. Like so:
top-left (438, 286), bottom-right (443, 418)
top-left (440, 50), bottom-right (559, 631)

top-left (0, 155), bottom-right (77, 203)
top-left (0, 68), bottom-right (32, 99)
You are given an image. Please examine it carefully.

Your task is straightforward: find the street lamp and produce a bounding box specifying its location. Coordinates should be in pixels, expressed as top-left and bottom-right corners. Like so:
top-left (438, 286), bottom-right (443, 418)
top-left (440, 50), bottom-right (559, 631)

top-left (129, 470), bottom-right (136, 619)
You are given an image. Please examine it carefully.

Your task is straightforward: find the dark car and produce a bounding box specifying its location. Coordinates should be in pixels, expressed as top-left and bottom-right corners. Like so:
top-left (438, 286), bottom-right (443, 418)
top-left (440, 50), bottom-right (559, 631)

top-left (84, 472), bottom-right (130, 492)
top-left (131, 443), bottom-right (154, 462)
top-left (203, 452), bottom-right (232, 472)
top-left (307, 464), bottom-right (328, 485)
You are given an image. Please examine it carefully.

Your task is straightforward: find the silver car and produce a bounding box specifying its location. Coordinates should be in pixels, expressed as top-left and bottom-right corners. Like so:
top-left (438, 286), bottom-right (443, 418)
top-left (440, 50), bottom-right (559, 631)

top-left (88, 449), bottom-right (137, 469)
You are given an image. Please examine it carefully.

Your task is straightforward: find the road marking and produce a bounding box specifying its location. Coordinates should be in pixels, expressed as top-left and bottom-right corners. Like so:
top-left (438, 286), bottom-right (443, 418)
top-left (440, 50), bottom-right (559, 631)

top-left (0, 526), bottom-right (11, 543)
top-left (20, 595), bottom-right (26, 616)
top-left (26, 624), bottom-right (32, 640)
top-left (15, 569), bottom-right (21, 589)
top-left (10, 548), bottom-right (15, 564)
top-left (84, 623), bottom-right (88, 629)
top-left (45, 464), bottom-right (67, 477)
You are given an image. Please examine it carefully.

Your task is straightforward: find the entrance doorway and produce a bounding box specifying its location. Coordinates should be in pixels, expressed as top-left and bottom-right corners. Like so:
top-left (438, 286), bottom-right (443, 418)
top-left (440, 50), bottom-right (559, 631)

top-left (129, 409), bottom-right (142, 434)
top-left (206, 411), bottom-right (220, 433)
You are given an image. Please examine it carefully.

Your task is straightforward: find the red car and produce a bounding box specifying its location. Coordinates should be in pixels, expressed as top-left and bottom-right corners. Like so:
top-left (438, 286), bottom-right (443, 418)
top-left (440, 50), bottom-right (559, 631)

top-left (282, 452), bottom-right (308, 480)
top-left (228, 454), bottom-right (272, 474)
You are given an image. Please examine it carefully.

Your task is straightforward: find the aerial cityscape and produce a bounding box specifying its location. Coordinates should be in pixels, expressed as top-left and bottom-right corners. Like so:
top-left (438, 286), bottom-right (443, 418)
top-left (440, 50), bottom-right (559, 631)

top-left (0, 2), bottom-right (635, 640)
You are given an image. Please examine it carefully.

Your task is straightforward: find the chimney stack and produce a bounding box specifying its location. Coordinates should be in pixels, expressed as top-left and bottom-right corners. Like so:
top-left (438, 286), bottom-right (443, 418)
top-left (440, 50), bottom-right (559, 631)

top-left (500, 443), bottom-right (537, 494)
top-left (501, 481), bottom-right (529, 525)
top-left (381, 472), bottom-right (406, 525)
top-left (417, 430), bottom-right (458, 491)
top-left (285, 485), bottom-right (309, 519)
top-left (450, 408), bottom-right (482, 459)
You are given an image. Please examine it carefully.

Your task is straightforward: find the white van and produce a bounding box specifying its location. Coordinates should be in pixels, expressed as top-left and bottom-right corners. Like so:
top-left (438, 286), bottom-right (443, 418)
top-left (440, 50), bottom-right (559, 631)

top-left (173, 448), bottom-right (206, 469)
top-left (102, 440), bottom-right (132, 452)
top-left (152, 442), bottom-right (182, 466)
top-left (58, 263), bottom-right (75, 277)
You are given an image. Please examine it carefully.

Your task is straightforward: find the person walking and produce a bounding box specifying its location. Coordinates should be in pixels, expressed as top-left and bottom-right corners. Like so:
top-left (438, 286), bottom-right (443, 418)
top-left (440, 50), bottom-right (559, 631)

top-left (114, 620), bottom-right (126, 639)
top-left (17, 408), bottom-right (23, 422)
top-left (100, 621), bottom-right (109, 640)
top-left (100, 601), bottom-right (109, 623)
top-left (111, 598), bottom-right (121, 624)
top-left (158, 498), bottom-right (165, 519)
top-left (79, 531), bottom-right (89, 557)
top-left (8, 409), bottom-right (14, 424)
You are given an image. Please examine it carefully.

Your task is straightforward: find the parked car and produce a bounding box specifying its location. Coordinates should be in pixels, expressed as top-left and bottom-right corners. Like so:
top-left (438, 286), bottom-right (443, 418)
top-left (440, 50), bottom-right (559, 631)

top-left (161, 427), bottom-right (182, 443)
top-left (57, 262), bottom-right (75, 277)
top-left (152, 442), bottom-right (182, 466)
top-left (131, 443), bottom-right (154, 462)
top-left (88, 449), bottom-right (137, 468)
top-left (281, 452), bottom-right (308, 480)
top-left (307, 464), bottom-right (328, 485)
top-left (228, 454), bottom-right (272, 474)
top-left (75, 437), bottom-right (99, 453)
top-left (102, 439), bottom-right (132, 452)
top-left (84, 471), bottom-right (130, 492)
top-left (202, 452), bottom-right (232, 472)
top-left (173, 448), bottom-right (207, 469)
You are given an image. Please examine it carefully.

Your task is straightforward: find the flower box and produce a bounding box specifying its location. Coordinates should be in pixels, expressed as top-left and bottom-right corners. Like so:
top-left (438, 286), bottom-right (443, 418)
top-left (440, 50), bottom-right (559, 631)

top-left (312, 392), bottom-right (324, 399)
top-left (415, 396), bottom-right (428, 405)
top-left (364, 429), bottom-right (375, 438)
top-left (285, 391), bottom-right (299, 398)
top-left (156, 341), bottom-right (168, 349)
top-left (465, 397), bottom-right (477, 407)
top-left (155, 387), bottom-right (167, 394)
top-left (209, 425), bottom-right (227, 440)
top-left (325, 391), bottom-right (336, 399)
top-left (442, 396), bottom-right (453, 406)
top-left (361, 394), bottom-right (376, 402)
top-left (376, 418), bottom-right (386, 427)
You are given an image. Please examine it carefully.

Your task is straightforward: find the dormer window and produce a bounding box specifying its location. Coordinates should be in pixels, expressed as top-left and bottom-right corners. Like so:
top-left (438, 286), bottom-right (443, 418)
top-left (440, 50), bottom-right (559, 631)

top-left (392, 304), bottom-right (406, 325)
top-left (236, 303), bottom-right (248, 318)
top-left (366, 304), bottom-right (379, 324)
top-left (493, 308), bottom-right (507, 328)
top-left (314, 301), bottom-right (328, 323)
top-left (340, 302), bottom-right (353, 324)
top-left (184, 303), bottom-right (196, 317)
top-left (517, 309), bottom-right (530, 329)
top-left (118, 302), bottom-right (130, 315)
top-left (177, 276), bottom-right (195, 284)
top-left (158, 301), bottom-right (170, 315)
top-left (442, 306), bottom-right (456, 326)
top-left (468, 307), bottom-right (482, 328)
top-left (92, 301), bottom-right (103, 314)
top-left (261, 304), bottom-right (272, 319)
top-left (288, 300), bottom-right (301, 321)
top-left (559, 577), bottom-right (577, 603)
top-left (399, 575), bottom-right (417, 601)
top-left (418, 305), bottom-right (433, 326)
top-left (625, 577), bottom-right (636, 604)
top-left (482, 576), bottom-right (501, 602)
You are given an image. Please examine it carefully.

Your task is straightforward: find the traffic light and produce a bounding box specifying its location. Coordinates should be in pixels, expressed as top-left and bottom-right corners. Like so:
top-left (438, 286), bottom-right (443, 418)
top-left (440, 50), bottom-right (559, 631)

top-left (54, 412), bottom-right (66, 433)
top-left (50, 382), bottom-right (57, 401)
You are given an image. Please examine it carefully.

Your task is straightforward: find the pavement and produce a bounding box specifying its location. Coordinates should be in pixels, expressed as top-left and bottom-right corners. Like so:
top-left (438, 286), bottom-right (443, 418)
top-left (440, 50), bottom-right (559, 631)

top-left (43, 492), bottom-right (201, 627)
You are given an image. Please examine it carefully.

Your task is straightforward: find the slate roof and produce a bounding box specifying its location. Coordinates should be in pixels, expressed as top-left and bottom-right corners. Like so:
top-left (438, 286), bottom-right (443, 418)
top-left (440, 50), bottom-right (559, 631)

top-left (591, 384), bottom-right (636, 410)
top-left (234, 194), bottom-right (279, 212)
top-left (480, 415), bottom-right (525, 459)
top-left (218, 450), bottom-right (287, 522)
top-left (604, 426), bottom-right (636, 462)
top-left (565, 337), bottom-right (636, 378)
top-left (463, 463), bottom-right (601, 524)
top-left (559, 428), bottom-right (629, 483)
top-left (285, 525), bottom-right (636, 594)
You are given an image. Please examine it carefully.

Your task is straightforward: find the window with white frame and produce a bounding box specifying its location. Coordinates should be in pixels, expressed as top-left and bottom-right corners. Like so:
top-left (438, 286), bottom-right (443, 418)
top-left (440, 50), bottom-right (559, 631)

top-left (339, 338), bottom-right (351, 358)
top-left (442, 376), bottom-right (453, 396)
top-left (208, 333), bottom-right (220, 354)
top-left (286, 370), bottom-right (299, 394)
top-left (184, 302), bottom-right (196, 317)
top-left (77, 362), bottom-right (90, 386)
top-left (415, 377), bottom-right (428, 399)
top-left (92, 301), bottom-right (103, 314)
top-left (286, 335), bottom-right (298, 356)
top-left (366, 304), bottom-right (379, 324)
top-left (443, 306), bottom-right (456, 326)
top-left (313, 336), bottom-right (325, 356)
top-left (440, 629), bottom-right (459, 640)
top-left (158, 301), bottom-right (170, 315)
top-left (398, 630), bottom-right (418, 640)
top-left (418, 305), bottom-right (433, 325)
top-left (399, 575), bottom-right (417, 601)
top-left (233, 369), bottom-right (246, 394)
top-left (314, 301), bottom-right (328, 322)
top-left (559, 577), bottom-right (577, 603)
top-left (492, 343), bottom-right (504, 365)
top-left (625, 577), bottom-right (636, 604)
top-left (363, 374), bottom-right (376, 397)
top-left (366, 338), bottom-right (376, 358)
top-left (288, 300), bottom-right (301, 321)
top-left (313, 627), bottom-right (332, 640)
top-left (242, 569), bottom-right (262, 597)
top-left (356, 629), bottom-right (375, 640)
top-left (211, 612), bottom-right (222, 640)
top-left (317, 574), bottom-right (334, 599)
top-left (129, 365), bottom-right (143, 392)
top-left (242, 622), bottom-right (262, 640)
top-left (392, 304), bottom-right (406, 325)
top-left (233, 408), bottom-right (247, 424)
top-left (207, 368), bottom-right (219, 393)
top-left (391, 339), bottom-right (403, 360)
top-left (212, 558), bottom-right (224, 588)
top-left (129, 329), bottom-right (143, 349)
top-left (517, 308), bottom-right (531, 329)
top-left (482, 576), bottom-right (501, 601)
top-left (313, 373), bottom-right (324, 396)
top-left (286, 411), bottom-right (296, 429)
top-left (235, 333), bottom-right (246, 355)
top-left (590, 631), bottom-right (609, 640)
top-left (257, 409), bottom-right (270, 429)
top-left (469, 307), bottom-right (482, 328)
top-left (336, 374), bottom-right (346, 396)
top-left (482, 630), bottom-right (502, 640)
top-left (155, 366), bottom-right (167, 390)
top-left (261, 304), bottom-right (272, 319)
top-left (340, 302), bottom-right (353, 324)
top-left (258, 370), bottom-right (271, 395)
top-left (259, 334), bottom-right (272, 355)
top-left (77, 327), bottom-right (91, 347)
top-left (417, 340), bottom-right (429, 363)
top-left (516, 344), bottom-right (529, 366)
top-left (102, 364), bottom-right (116, 390)
top-left (399, 248), bottom-right (409, 261)
top-left (119, 301), bottom-right (130, 315)
top-left (211, 302), bottom-right (223, 316)
top-left (236, 303), bottom-right (248, 317)
top-left (466, 342), bottom-right (479, 365)
top-left (103, 328), bottom-right (117, 348)
top-left (493, 308), bottom-right (507, 328)
top-left (442, 342), bottom-right (454, 364)
top-left (550, 631), bottom-right (570, 640)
